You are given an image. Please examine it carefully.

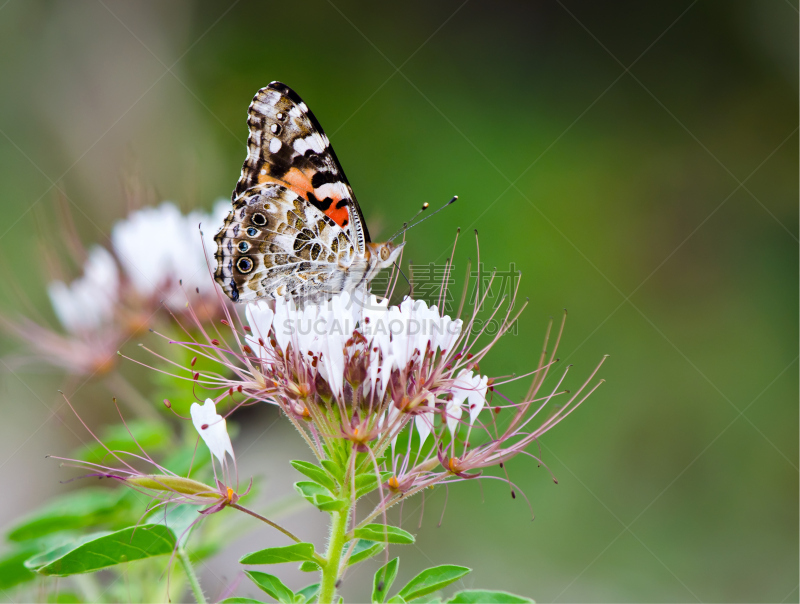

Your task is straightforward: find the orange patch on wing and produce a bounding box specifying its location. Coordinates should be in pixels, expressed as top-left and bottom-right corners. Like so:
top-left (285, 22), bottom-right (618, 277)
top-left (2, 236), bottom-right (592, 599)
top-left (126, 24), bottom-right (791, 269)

top-left (324, 199), bottom-right (350, 228)
top-left (257, 168), bottom-right (314, 199)
top-left (256, 167), bottom-right (350, 227)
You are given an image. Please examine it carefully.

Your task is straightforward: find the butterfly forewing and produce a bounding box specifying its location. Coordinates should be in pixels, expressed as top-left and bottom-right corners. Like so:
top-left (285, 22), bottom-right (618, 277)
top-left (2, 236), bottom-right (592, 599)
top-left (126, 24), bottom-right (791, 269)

top-left (235, 81), bottom-right (369, 253)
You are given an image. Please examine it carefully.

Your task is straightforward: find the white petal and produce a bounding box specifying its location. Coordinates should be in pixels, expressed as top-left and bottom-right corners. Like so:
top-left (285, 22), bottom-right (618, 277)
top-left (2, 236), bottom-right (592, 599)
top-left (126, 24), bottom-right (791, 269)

top-left (245, 301), bottom-right (275, 360)
top-left (190, 399), bottom-right (234, 464)
top-left (451, 369), bottom-right (489, 425)
top-left (445, 398), bottom-right (462, 436)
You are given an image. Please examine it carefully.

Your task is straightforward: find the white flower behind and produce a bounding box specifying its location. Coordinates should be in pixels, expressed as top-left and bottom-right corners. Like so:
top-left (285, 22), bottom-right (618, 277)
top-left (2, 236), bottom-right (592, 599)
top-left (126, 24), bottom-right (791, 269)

top-left (47, 246), bottom-right (119, 334)
top-left (111, 200), bottom-right (229, 308)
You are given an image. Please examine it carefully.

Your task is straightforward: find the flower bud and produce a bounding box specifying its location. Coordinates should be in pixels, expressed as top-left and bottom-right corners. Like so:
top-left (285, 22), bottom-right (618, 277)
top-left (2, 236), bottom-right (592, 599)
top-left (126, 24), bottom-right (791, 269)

top-left (127, 474), bottom-right (218, 498)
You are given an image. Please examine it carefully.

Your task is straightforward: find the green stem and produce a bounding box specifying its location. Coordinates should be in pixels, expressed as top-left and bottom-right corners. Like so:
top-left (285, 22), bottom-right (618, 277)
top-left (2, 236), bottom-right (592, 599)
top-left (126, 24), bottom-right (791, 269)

top-left (318, 498), bottom-right (353, 603)
top-left (230, 503), bottom-right (304, 543)
top-left (178, 546), bottom-right (207, 604)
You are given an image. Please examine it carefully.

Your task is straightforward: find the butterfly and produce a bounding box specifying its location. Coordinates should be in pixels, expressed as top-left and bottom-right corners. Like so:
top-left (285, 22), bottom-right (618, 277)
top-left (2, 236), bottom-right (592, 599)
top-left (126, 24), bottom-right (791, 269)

top-left (214, 81), bottom-right (404, 304)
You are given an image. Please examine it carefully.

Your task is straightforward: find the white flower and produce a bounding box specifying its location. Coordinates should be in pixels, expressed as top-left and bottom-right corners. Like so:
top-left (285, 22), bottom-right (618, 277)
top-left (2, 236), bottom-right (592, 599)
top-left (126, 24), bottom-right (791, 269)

top-left (47, 246), bottom-right (119, 334)
top-left (266, 292), bottom-right (358, 397)
top-left (451, 369), bottom-right (489, 425)
top-left (240, 293), bottom-right (483, 442)
top-left (190, 398), bottom-right (234, 464)
top-left (111, 200), bottom-right (229, 308)
top-left (359, 294), bottom-right (462, 373)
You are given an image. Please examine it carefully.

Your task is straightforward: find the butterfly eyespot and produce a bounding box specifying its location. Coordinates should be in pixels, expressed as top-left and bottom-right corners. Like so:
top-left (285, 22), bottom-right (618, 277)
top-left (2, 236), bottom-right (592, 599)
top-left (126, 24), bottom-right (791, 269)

top-left (246, 227), bottom-right (259, 237)
top-left (237, 257), bottom-right (254, 273)
top-left (252, 213), bottom-right (267, 226)
top-left (238, 241), bottom-right (250, 253)
top-left (276, 112), bottom-right (285, 121)
top-left (270, 123), bottom-right (282, 135)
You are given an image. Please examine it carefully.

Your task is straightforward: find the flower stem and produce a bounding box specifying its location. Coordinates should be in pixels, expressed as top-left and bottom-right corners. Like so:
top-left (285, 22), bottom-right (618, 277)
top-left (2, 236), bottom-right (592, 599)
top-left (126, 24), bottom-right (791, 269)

top-left (230, 503), bottom-right (304, 544)
top-left (178, 546), bottom-right (207, 604)
top-left (318, 498), bottom-right (353, 603)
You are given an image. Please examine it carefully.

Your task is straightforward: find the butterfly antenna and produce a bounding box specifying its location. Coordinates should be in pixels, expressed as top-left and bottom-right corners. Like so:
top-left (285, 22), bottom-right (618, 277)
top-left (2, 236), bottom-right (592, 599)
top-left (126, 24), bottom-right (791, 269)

top-left (387, 195), bottom-right (457, 242)
top-left (393, 261), bottom-right (411, 292)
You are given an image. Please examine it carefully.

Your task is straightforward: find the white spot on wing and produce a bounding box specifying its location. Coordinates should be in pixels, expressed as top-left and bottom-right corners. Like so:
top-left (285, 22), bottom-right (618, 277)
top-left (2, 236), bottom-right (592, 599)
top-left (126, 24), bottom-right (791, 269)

top-left (294, 135), bottom-right (325, 155)
top-left (269, 138), bottom-right (282, 153)
top-left (315, 182), bottom-right (348, 200)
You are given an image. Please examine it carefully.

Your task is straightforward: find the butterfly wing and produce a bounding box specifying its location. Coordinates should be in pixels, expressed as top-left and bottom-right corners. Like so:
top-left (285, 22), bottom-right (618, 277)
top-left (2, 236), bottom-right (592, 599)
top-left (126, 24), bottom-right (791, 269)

top-left (234, 81), bottom-right (369, 254)
top-left (214, 184), bottom-right (359, 302)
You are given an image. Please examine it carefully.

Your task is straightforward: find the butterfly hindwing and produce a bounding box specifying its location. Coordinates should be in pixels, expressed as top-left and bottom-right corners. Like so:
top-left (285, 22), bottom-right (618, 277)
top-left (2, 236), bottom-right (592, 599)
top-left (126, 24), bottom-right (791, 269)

top-left (235, 82), bottom-right (369, 255)
top-left (214, 184), bottom-right (357, 302)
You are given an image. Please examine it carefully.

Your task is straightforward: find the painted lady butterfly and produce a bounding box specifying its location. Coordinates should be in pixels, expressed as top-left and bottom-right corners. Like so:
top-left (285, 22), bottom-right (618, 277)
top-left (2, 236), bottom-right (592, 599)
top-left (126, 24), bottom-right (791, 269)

top-left (214, 82), bottom-right (404, 304)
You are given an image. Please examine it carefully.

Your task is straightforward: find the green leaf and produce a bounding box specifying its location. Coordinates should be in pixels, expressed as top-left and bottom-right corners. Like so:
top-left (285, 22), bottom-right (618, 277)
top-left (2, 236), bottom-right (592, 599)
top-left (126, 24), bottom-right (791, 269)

top-left (220, 599), bottom-right (267, 603)
top-left (387, 597), bottom-right (407, 604)
top-left (314, 495), bottom-right (348, 512)
top-left (446, 590), bottom-right (534, 603)
top-left (354, 524), bottom-right (415, 545)
top-left (245, 570), bottom-right (296, 604)
top-left (7, 488), bottom-right (122, 542)
top-left (25, 525), bottom-right (176, 576)
top-left (410, 598), bottom-right (442, 603)
top-left (397, 565), bottom-right (471, 601)
top-left (372, 557), bottom-right (399, 603)
top-left (240, 543), bottom-right (318, 565)
top-left (348, 539), bottom-right (385, 566)
top-left (320, 460), bottom-right (344, 484)
top-left (299, 560), bottom-right (320, 572)
top-left (294, 482), bottom-right (346, 512)
top-left (0, 546), bottom-right (39, 589)
top-left (74, 420), bottom-right (170, 464)
top-left (290, 460), bottom-right (337, 492)
top-left (294, 481), bottom-right (327, 500)
top-left (295, 583), bottom-right (320, 603)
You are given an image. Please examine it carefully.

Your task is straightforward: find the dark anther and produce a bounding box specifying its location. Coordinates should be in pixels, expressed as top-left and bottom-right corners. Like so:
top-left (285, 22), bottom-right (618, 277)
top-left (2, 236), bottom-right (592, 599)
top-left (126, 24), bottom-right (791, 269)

top-left (163, 399), bottom-right (171, 408)
top-left (191, 357), bottom-right (197, 366)
top-left (511, 490), bottom-right (516, 499)
top-left (499, 462), bottom-right (504, 469)
top-left (211, 339), bottom-right (220, 346)
top-left (201, 424), bottom-right (209, 430)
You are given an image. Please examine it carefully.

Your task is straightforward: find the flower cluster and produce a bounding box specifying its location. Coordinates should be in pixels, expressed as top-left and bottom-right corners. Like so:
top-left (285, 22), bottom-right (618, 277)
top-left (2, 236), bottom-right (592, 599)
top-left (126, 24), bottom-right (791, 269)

top-left (4, 201), bottom-right (228, 376)
top-left (157, 265), bottom-right (606, 521)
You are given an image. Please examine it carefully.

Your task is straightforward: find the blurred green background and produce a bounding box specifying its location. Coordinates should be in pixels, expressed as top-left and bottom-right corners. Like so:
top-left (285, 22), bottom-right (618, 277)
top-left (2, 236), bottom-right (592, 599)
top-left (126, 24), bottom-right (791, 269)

top-left (0, 1), bottom-right (797, 602)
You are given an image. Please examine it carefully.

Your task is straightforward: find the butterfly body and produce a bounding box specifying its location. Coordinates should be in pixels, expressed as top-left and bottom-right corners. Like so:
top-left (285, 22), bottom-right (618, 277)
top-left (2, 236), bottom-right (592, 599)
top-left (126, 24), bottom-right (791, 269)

top-left (214, 82), bottom-right (402, 303)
